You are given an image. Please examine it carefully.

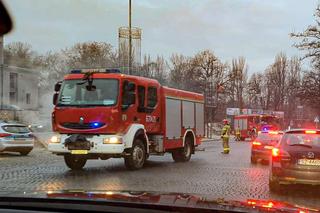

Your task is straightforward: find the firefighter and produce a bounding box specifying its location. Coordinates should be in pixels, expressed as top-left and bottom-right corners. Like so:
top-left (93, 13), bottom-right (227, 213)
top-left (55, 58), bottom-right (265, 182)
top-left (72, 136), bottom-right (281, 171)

top-left (235, 126), bottom-right (241, 141)
top-left (221, 119), bottom-right (231, 154)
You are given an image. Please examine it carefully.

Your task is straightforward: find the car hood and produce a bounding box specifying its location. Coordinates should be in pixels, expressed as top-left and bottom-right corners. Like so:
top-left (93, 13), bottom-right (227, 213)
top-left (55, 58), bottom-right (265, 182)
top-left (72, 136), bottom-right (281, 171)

top-left (0, 190), bottom-right (318, 213)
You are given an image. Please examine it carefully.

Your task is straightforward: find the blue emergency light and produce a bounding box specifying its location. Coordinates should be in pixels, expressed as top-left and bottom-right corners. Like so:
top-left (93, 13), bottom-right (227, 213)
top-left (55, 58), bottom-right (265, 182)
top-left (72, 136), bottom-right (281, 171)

top-left (90, 122), bottom-right (104, 128)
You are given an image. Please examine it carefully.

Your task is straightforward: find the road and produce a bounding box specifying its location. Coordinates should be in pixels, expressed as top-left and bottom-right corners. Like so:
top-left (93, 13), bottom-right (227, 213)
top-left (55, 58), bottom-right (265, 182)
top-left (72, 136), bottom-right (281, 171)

top-left (0, 138), bottom-right (319, 209)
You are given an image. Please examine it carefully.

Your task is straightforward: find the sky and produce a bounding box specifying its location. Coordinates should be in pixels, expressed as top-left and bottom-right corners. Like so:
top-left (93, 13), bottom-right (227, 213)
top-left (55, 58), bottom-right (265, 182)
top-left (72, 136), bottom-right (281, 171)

top-left (3, 0), bottom-right (319, 73)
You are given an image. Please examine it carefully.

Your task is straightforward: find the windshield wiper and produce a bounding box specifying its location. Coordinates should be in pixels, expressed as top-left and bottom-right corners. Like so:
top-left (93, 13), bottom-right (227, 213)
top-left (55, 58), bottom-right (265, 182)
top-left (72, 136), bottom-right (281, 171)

top-left (289, 143), bottom-right (313, 148)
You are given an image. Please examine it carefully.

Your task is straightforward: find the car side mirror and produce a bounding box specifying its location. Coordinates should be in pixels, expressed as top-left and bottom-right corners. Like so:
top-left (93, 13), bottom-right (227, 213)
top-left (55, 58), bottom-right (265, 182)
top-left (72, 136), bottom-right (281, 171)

top-left (53, 93), bottom-right (59, 105)
top-left (54, 82), bottom-right (62, 92)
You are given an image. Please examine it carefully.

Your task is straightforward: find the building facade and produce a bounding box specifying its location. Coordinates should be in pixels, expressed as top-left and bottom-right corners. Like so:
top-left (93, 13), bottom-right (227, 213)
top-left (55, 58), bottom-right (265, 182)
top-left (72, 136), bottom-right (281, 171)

top-left (1, 65), bottom-right (39, 110)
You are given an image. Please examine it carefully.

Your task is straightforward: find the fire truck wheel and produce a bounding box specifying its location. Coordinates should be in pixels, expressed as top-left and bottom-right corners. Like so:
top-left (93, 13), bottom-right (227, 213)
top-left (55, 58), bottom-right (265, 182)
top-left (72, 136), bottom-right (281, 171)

top-left (124, 139), bottom-right (146, 170)
top-left (64, 155), bottom-right (87, 170)
top-left (172, 137), bottom-right (192, 162)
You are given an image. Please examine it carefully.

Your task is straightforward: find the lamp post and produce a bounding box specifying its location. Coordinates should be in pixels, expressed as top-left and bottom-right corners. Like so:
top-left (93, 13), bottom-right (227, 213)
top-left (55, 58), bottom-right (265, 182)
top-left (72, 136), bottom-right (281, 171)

top-left (128, 0), bottom-right (132, 75)
top-left (0, 36), bottom-right (3, 110)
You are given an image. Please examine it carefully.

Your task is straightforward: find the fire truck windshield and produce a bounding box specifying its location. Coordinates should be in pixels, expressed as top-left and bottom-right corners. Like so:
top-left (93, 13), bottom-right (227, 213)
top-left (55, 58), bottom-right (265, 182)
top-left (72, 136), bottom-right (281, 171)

top-left (57, 79), bottom-right (119, 106)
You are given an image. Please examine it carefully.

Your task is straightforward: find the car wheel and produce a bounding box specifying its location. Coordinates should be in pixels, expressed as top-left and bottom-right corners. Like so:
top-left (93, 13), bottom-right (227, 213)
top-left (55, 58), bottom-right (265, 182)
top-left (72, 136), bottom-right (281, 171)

top-left (269, 176), bottom-right (281, 193)
top-left (19, 150), bottom-right (31, 156)
top-left (124, 139), bottom-right (146, 170)
top-left (172, 137), bottom-right (192, 162)
top-left (64, 155), bottom-right (87, 170)
top-left (250, 156), bottom-right (257, 164)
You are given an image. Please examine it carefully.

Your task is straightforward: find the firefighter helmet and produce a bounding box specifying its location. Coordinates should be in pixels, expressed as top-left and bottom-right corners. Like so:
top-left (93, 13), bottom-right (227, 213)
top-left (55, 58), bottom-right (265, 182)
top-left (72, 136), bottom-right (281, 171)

top-left (223, 119), bottom-right (229, 124)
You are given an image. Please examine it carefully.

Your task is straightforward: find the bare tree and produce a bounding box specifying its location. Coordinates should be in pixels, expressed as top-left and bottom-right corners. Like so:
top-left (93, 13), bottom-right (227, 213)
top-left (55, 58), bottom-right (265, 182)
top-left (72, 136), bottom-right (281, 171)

top-left (227, 57), bottom-right (248, 109)
top-left (4, 42), bottom-right (36, 68)
top-left (63, 42), bottom-right (117, 69)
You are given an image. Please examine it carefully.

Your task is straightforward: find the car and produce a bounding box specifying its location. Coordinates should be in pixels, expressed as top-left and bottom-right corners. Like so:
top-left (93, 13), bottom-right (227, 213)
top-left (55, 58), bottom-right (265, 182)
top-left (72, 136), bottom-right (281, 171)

top-left (0, 120), bottom-right (34, 155)
top-left (269, 129), bottom-right (320, 192)
top-left (251, 130), bottom-right (283, 164)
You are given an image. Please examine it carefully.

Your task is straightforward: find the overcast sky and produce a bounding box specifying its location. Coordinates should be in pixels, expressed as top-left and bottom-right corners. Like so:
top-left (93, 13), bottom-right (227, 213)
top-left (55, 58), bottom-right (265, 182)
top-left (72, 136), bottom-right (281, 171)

top-left (3, 0), bottom-right (319, 73)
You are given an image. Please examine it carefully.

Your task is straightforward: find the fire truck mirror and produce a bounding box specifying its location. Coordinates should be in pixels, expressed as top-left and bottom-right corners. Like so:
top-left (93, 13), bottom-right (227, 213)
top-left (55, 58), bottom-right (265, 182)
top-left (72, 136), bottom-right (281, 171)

top-left (54, 82), bottom-right (62, 92)
top-left (86, 84), bottom-right (96, 91)
top-left (53, 93), bottom-right (59, 105)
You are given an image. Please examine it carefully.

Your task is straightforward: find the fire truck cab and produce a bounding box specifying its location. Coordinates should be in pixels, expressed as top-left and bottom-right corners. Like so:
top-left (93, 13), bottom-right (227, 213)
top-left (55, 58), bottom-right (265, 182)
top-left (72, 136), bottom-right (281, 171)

top-left (48, 69), bottom-right (204, 170)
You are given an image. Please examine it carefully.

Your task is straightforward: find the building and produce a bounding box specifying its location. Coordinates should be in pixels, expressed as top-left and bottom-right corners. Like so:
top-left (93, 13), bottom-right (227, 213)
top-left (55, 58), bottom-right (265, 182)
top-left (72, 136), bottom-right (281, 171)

top-left (1, 65), bottom-right (39, 109)
top-left (0, 65), bottom-right (39, 121)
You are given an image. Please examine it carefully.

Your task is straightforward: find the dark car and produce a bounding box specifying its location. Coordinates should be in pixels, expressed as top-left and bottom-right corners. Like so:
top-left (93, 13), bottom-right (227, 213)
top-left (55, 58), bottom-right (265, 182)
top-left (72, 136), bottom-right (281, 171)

top-left (251, 131), bottom-right (283, 164)
top-left (269, 129), bottom-right (320, 192)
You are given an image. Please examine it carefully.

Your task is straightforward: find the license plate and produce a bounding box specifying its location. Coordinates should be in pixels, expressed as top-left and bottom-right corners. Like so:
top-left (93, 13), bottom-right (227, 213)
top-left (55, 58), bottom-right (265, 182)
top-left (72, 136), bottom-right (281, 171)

top-left (298, 159), bottom-right (320, 166)
top-left (71, 150), bottom-right (88, 155)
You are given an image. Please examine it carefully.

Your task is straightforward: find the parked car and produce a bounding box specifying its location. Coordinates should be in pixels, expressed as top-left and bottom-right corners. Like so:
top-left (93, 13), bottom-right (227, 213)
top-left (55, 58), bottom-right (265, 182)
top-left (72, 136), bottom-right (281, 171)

top-left (0, 120), bottom-right (34, 155)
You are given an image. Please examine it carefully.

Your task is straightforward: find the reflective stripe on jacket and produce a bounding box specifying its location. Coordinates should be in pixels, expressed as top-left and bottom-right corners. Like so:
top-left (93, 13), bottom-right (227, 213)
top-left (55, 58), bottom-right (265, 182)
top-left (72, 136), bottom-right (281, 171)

top-left (221, 124), bottom-right (231, 138)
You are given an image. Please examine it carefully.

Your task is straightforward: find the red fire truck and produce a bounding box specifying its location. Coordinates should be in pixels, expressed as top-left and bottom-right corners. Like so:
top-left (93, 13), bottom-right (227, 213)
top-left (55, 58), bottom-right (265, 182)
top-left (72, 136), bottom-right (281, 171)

top-left (234, 114), bottom-right (282, 140)
top-left (48, 69), bottom-right (204, 170)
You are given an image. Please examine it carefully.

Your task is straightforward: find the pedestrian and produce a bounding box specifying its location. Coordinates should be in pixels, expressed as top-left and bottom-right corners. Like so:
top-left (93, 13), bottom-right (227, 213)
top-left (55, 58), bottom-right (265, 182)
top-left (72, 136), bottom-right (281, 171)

top-left (221, 119), bottom-right (231, 154)
top-left (235, 125), bottom-right (241, 141)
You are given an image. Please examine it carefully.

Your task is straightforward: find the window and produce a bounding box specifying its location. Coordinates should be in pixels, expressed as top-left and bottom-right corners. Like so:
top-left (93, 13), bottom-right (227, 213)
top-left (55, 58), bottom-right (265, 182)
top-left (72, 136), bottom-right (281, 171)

top-left (26, 93), bottom-right (31, 104)
top-left (121, 80), bottom-right (136, 107)
top-left (138, 86), bottom-right (146, 112)
top-left (58, 79), bottom-right (119, 106)
top-left (9, 73), bottom-right (18, 104)
top-left (147, 86), bottom-right (157, 108)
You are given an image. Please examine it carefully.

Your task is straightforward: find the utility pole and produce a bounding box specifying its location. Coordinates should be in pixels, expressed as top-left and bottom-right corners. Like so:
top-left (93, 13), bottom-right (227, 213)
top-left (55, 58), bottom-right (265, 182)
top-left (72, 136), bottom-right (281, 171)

top-left (0, 36), bottom-right (3, 110)
top-left (128, 0), bottom-right (132, 75)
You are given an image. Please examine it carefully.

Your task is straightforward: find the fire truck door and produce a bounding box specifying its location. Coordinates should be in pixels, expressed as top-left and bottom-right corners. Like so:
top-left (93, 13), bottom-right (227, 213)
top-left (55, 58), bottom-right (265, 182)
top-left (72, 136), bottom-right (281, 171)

top-left (121, 80), bottom-right (138, 129)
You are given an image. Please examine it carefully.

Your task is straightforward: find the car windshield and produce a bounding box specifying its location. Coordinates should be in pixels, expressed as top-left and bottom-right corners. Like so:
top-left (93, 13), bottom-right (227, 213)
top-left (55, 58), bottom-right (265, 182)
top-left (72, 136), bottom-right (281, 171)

top-left (283, 133), bottom-right (320, 148)
top-left (2, 0), bottom-right (320, 211)
top-left (58, 79), bottom-right (119, 106)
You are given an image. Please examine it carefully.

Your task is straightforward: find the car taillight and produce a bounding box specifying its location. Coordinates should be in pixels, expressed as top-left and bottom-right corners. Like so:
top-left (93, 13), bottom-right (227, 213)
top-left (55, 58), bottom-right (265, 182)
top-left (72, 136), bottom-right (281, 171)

top-left (272, 148), bottom-right (279, 157)
top-left (272, 148), bottom-right (290, 162)
top-left (0, 133), bottom-right (11, 137)
top-left (305, 130), bottom-right (316, 134)
top-left (252, 141), bottom-right (261, 146)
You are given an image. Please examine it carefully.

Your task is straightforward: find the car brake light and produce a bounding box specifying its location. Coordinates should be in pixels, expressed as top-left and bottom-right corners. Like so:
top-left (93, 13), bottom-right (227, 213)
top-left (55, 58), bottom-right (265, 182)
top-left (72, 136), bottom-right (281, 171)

top-left (305, 130), bottom-right (316, 134)
top-left (272, 148), bottom-right (290, 162)
top-left (252, 141), bottom-right (261, 146)
top-left (0, 133), bottom-right (11, 137)
top-left (272, 148), bottom-right (279, 157)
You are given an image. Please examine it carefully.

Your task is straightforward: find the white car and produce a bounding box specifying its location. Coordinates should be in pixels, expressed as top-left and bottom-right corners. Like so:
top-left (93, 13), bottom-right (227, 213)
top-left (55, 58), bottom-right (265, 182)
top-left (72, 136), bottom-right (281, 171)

top-left (0, 121), bottom-right (34, 155)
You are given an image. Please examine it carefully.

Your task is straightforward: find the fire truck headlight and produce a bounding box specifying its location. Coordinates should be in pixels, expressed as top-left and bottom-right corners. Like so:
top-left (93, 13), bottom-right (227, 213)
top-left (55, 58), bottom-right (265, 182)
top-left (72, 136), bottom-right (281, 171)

top-left (50, 135), bottom-right (61, 143)
top-left (103, 137), bottom-right (122, 144)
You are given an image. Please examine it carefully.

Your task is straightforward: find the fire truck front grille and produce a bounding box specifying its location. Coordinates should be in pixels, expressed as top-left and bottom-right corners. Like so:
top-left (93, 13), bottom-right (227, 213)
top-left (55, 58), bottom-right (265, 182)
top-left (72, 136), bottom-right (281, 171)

top-left (61, 122), bottom-right (105, 129)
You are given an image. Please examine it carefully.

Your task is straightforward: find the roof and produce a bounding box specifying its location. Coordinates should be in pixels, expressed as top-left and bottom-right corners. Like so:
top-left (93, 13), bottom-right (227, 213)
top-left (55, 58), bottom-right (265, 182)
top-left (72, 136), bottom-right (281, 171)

top-left (285, 128), bottom-right (320, 133)
top-left (64, 73), bottom-right (159, 85)
top-left (4, 65), bottom-right (38, 75)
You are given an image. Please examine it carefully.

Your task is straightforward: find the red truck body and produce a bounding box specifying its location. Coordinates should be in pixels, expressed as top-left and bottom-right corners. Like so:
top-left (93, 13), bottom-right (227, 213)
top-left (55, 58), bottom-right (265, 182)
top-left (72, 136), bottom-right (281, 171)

top-left (49, 69), bottom-right (205, 170)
